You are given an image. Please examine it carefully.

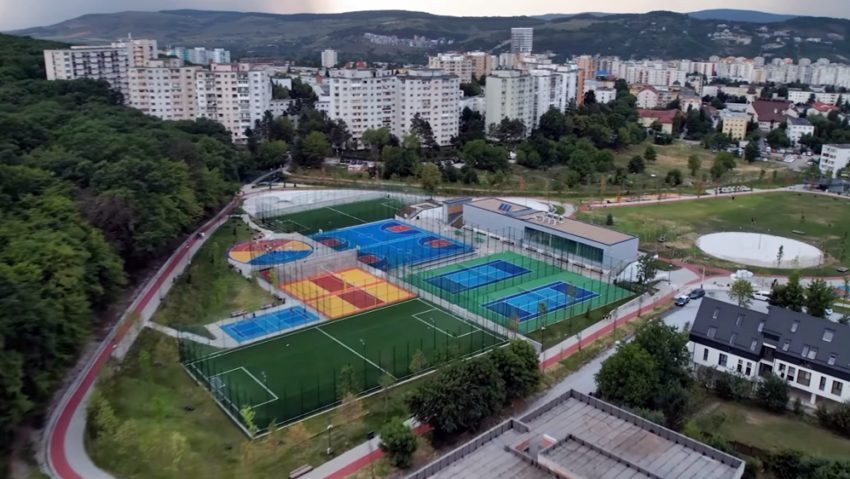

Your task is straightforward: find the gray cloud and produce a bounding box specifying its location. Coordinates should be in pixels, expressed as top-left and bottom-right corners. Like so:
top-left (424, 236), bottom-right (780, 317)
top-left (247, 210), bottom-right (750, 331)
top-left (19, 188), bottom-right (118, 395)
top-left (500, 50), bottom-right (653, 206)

top-left (1, 0), bottom-right (848, 31)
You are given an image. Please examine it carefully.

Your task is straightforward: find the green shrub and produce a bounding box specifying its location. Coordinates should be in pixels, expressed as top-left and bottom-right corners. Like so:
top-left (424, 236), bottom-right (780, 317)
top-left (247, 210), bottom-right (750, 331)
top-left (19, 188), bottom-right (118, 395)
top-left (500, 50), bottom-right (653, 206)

top-left (379, 417), bottom-right (417, 469)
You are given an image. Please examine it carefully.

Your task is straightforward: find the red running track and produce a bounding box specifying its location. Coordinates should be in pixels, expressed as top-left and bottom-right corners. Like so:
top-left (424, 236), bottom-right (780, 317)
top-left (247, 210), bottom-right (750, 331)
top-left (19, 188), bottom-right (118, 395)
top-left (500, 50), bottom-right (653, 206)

top-left (46, 198), bottom-right (238, 479)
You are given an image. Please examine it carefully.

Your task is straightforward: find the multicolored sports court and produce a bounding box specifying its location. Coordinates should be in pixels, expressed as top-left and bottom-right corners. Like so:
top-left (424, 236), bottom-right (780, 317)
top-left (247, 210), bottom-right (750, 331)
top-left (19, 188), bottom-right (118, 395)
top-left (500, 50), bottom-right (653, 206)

top-left (281, 268), bottom-right (416, 319)
top-left (312, 219), bottom-right (473, 270)
top-left (227, 239), bottom-right (313, 266)
top-left (408, 251), bottom-right (631, 333)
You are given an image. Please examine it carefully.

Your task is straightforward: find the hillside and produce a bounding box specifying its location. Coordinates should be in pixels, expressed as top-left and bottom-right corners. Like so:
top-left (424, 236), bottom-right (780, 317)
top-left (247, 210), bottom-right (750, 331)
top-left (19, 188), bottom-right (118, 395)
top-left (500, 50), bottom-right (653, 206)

top-left (687, 9), bottom-right (797, 23)
top-left (10, 9), bottom-right (850, 63)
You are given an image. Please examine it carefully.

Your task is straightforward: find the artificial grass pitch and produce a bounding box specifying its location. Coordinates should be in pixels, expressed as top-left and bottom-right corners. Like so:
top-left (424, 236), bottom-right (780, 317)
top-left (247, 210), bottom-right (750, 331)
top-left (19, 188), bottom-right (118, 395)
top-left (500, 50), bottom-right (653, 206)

top-left (260, 198), bottom-right (405, 235)
top-left (407, 251), bottom-right (632, 333)
top-left (182, 298), bottom-right (501, 432)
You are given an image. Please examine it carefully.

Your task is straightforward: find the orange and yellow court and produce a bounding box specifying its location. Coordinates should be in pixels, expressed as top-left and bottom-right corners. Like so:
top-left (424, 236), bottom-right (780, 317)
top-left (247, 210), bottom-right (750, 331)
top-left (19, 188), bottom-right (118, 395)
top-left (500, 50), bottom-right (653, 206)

top-left (281, 268), bottom-right (416, 319)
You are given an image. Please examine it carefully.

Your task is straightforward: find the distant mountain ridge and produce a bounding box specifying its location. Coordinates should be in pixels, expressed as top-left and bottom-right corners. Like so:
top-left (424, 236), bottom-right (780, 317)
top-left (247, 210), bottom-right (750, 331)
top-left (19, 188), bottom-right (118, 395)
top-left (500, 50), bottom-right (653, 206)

top-left (10, 9), bottom-right (850, 64)
top-left (687, 9), bottom-right (797, 23)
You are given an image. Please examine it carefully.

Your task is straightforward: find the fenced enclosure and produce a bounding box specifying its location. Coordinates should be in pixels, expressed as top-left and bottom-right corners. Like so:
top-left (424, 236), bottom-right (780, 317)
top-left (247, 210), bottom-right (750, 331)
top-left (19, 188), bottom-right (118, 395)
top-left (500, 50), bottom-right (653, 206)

top-left (179, 298), bottom-right (504, 436)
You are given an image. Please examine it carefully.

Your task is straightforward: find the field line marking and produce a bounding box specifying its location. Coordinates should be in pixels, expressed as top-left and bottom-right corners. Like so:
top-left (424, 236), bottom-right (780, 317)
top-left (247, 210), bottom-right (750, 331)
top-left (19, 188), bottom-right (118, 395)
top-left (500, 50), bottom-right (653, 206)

top-left (240, 366), bottom-right (279, 407)
top-left (316, 327), bottom-right (396, 380)
top-left (411, 310), bottom-right (454, 337)
top-left (210, 367), bottom-right (245, 379)
top-left (326, 206), bottom-right (366, 223)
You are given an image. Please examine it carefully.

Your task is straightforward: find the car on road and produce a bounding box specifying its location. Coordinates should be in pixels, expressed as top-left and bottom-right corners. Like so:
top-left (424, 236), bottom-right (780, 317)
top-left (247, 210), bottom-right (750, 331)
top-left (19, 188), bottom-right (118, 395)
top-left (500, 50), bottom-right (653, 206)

top-left (752, 290), bottom-right (771, 301)
top-left (675, 295), bottom-right (690, 307)
top-left (688, 288), bottom-right (706, 300)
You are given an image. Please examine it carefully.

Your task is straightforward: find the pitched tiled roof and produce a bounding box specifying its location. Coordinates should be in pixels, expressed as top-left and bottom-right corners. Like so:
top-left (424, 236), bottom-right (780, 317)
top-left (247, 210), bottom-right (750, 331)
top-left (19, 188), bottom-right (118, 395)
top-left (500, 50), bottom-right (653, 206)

top-left (638, 108), bottom-right (678, 124)
top-left (751, 99), bottom-right (793, 123)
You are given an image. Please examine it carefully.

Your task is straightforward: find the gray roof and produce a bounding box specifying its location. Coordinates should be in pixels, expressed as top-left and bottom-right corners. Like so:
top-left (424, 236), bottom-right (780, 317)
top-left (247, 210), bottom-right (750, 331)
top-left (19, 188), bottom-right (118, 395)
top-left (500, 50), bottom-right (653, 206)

top-left (786, 116), bottom-right (813, 127)
top-left (407, 390), bottom-right (744, 479)
top-left (690, 298), bottom-right (850, 381)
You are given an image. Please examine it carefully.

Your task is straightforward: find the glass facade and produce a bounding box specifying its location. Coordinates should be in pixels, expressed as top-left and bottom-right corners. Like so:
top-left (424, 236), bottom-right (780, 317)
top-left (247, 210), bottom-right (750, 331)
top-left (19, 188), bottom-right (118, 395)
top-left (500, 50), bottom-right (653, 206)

top-left (523, 227), bottom-right (604, 263)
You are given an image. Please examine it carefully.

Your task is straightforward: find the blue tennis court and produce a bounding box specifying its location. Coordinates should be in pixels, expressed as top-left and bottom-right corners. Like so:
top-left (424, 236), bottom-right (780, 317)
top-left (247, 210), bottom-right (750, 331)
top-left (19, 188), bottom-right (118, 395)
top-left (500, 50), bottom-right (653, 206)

top-left (426, 260), bottom-right (530, 293)
top-left (483, 282), bottom-right (598, 322)
top-left (312, 220), bottom-right (472, 270)
top-left (221, 306), bottom-right (320, 342)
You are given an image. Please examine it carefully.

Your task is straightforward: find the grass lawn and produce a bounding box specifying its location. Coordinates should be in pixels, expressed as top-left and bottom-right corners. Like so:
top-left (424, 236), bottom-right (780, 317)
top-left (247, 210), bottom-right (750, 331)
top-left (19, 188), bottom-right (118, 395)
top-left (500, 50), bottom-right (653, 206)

top-left (579, 191), bottom-right (850, 274)
top-left (151, 218), bottom-right (276, 337)
top-left (696, 399), bottom-right (850, 460)
top-left (407, 251), bottom-right (632, 334)
top-left (526, 296), bottom-right (634, 349)
top-left (183, 298), bottom-right (502, 431)
top-left (261, 198), bottom-right (404, 235)
top-left (88, 329), bottom-right (426, 479)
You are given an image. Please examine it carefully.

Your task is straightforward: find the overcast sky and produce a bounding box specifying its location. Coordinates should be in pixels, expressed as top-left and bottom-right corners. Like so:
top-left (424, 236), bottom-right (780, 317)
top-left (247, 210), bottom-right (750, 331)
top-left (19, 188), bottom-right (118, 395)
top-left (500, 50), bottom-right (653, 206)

top-left (2, 0), bottom-right (849, 31)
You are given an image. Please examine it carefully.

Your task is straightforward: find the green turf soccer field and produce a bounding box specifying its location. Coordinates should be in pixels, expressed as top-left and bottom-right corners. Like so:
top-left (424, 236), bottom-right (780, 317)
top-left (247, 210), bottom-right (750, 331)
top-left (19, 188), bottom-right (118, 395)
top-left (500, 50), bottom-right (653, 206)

top-left (261, 198), bottom-right (405, 235)
top-left (181, 298), bottom-right (502, 433)
top-left (406, 251), bottom-right (633, 334)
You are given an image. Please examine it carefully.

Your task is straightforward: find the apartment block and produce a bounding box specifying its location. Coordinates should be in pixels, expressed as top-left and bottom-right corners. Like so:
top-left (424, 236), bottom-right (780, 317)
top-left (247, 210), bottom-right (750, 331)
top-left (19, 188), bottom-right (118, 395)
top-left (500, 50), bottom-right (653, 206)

top-left (166, 46), bottom-right (232, 65)
top-left (321, 49), bottom-right (338, 68)
top-left (327, 69), bottom-right (395, 145)
top-left (485, 69), bottom-right (535, 133)
top-left (427, 53), bottom-right (473, 82)
top-left (720, 110), bottom-right (749, 141)
top-left (128, 59), bottom-right (201, 120)
top-left (393, 69), bottom-right (460, 146)
top-left (819, 144), bottom-right (850, 177)
top-left (195, 64), bottom-right (272, 141)
top-left (786, 117), bottom-right (815, 146)
top-left (510, 28), bottom-right (533, 54)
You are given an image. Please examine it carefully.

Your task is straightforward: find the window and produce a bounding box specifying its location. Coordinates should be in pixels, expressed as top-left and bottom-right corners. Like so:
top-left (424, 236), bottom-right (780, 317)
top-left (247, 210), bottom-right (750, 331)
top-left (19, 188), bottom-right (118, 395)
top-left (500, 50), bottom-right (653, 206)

top-left (712, 308), bottom-right (719, 319)
top-left (802, 345), bottom-right (810, 357)
top-left (782, 340), bottom-right (791, 351)
top-left (719, 354), bottom-right (728, 367)
top-left (736, 314), bottom-right (744, 326)
top-left (707, 327), bottom-right (717, 339)
top-left (737, 359), bottom-right (744, 373)
top-left (703, 348), bottom-right (709, 361)
top-left (832, 381), bottom-right (843, 396)
top-left (758, 320), bottom-right (765, 333)
top-left (745, 362), bottom-right (752, 376)
top-left (829, 354), bottom-right (837, 366)
top-left (823, 329), bottom-right (835, 342)
top-left (788, 366), bottom-right (797, 381)
top-left (807, 348), bottom-right (818, 360)
top-left (797, 370), bottom-right (812, 387)
top-left (729, 334), bottom-right (737, 345)
top-left (820, 377), bottom-right (827, 391)
top-left (750, 339), bottom-right (759, 351)
top-left (791, 320), bottom-right (799, 333)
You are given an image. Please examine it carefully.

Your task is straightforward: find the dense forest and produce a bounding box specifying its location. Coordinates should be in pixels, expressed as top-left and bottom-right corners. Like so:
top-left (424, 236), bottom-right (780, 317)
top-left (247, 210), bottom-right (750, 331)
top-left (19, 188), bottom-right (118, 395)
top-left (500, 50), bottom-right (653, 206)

top-left (0, 33), bottom-right (251, 455)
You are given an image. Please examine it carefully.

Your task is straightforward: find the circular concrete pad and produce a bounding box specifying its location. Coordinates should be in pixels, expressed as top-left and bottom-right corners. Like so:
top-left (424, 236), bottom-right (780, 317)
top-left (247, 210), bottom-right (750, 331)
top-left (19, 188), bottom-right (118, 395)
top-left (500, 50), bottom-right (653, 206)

top-left (696, 232), bottom-right (823, 269)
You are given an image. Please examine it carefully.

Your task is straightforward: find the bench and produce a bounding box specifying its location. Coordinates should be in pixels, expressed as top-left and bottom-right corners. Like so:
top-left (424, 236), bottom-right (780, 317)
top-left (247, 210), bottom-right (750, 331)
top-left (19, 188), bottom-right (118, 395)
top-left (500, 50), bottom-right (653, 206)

top-left (289, 465), bottom-right (313, 478)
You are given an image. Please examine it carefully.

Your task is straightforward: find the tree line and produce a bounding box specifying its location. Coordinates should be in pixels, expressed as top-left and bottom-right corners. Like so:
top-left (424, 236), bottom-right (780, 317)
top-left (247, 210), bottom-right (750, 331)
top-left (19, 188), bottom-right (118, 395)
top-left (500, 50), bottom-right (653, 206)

top-left (0, 33), bottom-right (256, 450)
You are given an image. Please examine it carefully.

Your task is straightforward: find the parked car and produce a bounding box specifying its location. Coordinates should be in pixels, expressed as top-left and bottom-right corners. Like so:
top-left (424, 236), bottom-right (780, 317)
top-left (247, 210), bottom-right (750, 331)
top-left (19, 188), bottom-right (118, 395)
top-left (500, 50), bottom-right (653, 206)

top-left (688, 288), bottom-right (706, 300)
top-left (675, 295), bottom-right (690, 307)
top-left (752, 290), bottom-right (771, 301)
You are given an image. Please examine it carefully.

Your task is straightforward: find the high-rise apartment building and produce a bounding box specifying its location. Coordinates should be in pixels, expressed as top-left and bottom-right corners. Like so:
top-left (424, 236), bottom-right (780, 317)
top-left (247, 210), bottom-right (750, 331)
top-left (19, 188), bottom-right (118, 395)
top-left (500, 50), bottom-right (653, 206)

top-left (428, 54), bottom-right (473, 82)
top-left (195, 64), bottom-right (272, 141)
top-left (327, 68), bottom-right (460, 146)
top-left (128, 59), bottom-right (201, 120)
top-left (166, 46), bottom-right (232, 65)
top-left (510, 28), bottom-right (534, 54)
top-left (321, 49), bottom-right (339, 68)
top-left (485, 69), bottom-right (535, 132)
top-left (428, 51), bottom-right (496, 82)
top-left (394, 69), bottom-right (460, 146)
top-left (43, 38), bottom-right (157, 100)
top-left (328, 69), bottom-right (396, 143)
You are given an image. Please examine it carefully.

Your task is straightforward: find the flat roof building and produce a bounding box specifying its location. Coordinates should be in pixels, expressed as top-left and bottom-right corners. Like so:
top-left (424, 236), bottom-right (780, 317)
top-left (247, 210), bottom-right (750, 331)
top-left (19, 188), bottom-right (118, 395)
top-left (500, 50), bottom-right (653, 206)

top-left (408, 389), bottom-right (745, 479)
top-left (462, 198), bottom-right (638, 269)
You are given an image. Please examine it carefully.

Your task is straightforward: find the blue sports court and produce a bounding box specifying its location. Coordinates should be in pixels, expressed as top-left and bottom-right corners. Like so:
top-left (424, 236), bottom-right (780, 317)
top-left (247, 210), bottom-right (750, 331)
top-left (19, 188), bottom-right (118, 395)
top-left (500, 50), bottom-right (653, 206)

top-left (312, 220), bottom-right (472, 270)
top-left (221, 306), bottom-right (320, 342)
top-left (425, 260), bottom-right (530, 293)
top-left (483, 282), bottom-right (598, 322)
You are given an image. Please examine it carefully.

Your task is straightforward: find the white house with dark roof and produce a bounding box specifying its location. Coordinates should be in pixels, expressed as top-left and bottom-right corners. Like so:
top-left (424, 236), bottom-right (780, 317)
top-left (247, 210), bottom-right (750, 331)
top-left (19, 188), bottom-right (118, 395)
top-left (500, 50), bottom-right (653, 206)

top-left (689, 298), bottom-right (850, 406)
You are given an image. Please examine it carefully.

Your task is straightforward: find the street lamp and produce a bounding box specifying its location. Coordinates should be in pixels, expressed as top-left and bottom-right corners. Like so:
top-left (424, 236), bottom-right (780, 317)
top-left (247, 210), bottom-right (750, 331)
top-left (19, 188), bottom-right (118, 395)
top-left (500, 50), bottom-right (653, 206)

top-left (326, 423), bottom-right (334, 456)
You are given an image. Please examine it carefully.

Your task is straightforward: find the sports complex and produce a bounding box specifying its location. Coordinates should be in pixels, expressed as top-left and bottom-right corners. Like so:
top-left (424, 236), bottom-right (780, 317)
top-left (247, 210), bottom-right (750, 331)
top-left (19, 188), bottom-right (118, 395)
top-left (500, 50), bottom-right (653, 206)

top-left (180, 189), bottom-right (640, 435)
